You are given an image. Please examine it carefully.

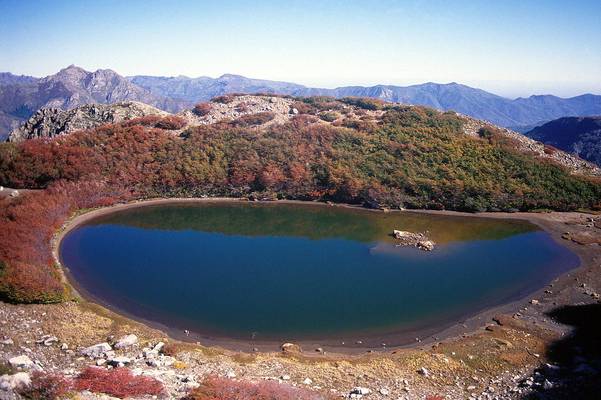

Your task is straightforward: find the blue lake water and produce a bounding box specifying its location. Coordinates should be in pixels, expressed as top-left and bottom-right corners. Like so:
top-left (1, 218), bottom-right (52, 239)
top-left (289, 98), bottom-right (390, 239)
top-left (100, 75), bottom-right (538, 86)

top-left (60, 202), bottom-right (579, 344)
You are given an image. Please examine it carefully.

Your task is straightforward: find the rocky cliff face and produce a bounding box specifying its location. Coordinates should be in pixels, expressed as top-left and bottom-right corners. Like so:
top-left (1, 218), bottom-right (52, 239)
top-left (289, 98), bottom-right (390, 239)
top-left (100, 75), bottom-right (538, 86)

top-left (8, 102), bottom-right (167, 142)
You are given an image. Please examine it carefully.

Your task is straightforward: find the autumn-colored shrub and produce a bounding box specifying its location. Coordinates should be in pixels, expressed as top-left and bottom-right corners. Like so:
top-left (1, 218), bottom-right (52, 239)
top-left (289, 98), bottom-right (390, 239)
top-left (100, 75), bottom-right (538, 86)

top-left (184, 376), bottom-right (328, 400)
top-left (193, 102), bottom-right (213, 116)
top-left (232, 112), bottom-right (275, 127)
top-left (124, 115), bottom-right (186, 130)
top-left (319, 111), bottom-right (339, 122)
top-left (291, 101), bottom-right (316, 115)
top-left (0, 181), bottom-right (127, 303)
top-left (544, 144), bottom-right (559, 155)
top-left (425, 395), bottom-right (445, 400)
top-left (17, 371), bottom-right (72, 400)
top-left (74, 367), bottom-right (164, 398)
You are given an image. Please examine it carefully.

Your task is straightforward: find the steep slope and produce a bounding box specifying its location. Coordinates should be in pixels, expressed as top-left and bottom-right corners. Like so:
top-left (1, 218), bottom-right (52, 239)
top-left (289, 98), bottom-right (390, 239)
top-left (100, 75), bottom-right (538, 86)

top-left (0, 65), bottom-right (188, 140)
top-left (525, 116), bottom-right (601, 166)
top-left (8, 102), bottom-right (168, 142)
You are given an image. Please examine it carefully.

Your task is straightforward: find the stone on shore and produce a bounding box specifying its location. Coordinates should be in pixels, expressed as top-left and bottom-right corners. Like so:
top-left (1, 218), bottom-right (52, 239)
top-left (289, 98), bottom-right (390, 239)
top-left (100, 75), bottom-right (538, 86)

top-left (114, 334), bottom-right (138, 349)
top-left (0, 372), bottom-right (31, 391)
top-left (8, 355), bottom-right (33, 369)
top-left (81, 343), bottom-right (112, 358)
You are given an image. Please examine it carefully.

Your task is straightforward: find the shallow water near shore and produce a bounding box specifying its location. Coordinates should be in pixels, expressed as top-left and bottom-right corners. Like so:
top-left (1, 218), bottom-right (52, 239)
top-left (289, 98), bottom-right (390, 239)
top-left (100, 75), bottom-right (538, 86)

top-left (60, 202), bottom-right (579, 345)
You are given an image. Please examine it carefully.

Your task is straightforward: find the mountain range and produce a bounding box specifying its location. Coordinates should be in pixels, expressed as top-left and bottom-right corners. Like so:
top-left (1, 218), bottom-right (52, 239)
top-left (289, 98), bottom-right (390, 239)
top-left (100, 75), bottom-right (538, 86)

top-left (1, 65), bottom-right (601, 140)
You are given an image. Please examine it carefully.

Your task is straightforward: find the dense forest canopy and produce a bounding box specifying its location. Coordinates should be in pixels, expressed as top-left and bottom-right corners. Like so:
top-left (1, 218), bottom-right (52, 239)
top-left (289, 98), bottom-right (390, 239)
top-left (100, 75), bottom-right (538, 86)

top-left (1, 97), bottom-right (600, 303)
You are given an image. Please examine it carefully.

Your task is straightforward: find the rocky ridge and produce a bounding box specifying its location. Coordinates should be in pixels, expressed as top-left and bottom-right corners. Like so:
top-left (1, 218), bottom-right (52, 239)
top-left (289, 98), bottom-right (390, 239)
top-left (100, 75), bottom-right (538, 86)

top-left (8, 102), bottom-right (168, 142)
top-left (6, 94), bottom-right (601, 178)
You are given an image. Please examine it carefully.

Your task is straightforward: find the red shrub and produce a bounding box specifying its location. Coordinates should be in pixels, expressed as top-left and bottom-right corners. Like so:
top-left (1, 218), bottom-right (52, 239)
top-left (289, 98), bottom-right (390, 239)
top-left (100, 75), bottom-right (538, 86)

top-left (74, 367), bottom-right (164, 398)
top-left (17, 371), bottom-right (72, 400)
top-left (0, 181), bottom-right (128, 303)
top-left (184, 376), bottom-right (328, 400)
top-left (193, 102), bottom-right (213, 116)
top-left (155, 115), bottom-right (187, 130)
top-left (543, 144), bottom-right (558, 155)
top-left (124, 115), bottom-right (186, 130)
top-left (425, 396), bottom-right (445, 400)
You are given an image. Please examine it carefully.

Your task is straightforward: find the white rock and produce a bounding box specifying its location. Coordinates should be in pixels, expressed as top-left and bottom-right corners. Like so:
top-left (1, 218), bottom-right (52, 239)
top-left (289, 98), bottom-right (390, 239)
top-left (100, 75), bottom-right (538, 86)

top-left (0, 339), bottom-right (13, 346)
top-left (81, 342), bottom-right (112, 358)
top-left (303, 378), bottom-right (313, 385)
top-left (418, 367), bottom-right (429, 377)
top-left (0, 372), bottom-right (31, 391)
top-left (281, 374), bottom-right (290, 380)
top-left (8, 355), bottom-right (33, 369)
top-left (379, 388), bottom-right (390, 395)
top-left (226, 370), bottom-right (237, 378)
top-left (114, 334), bottom-right (138, 349)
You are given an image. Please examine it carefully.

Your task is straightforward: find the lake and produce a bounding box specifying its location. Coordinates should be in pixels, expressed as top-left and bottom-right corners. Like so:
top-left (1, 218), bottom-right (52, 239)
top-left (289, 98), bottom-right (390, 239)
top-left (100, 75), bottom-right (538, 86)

top-left (60, 202), bottom-right (578, 346)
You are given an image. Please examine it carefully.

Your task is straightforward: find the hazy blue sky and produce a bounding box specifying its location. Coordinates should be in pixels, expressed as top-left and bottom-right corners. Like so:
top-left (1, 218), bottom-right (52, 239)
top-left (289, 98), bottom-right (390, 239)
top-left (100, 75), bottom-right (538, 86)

top-left (1, 0), bottom-right (599, 98)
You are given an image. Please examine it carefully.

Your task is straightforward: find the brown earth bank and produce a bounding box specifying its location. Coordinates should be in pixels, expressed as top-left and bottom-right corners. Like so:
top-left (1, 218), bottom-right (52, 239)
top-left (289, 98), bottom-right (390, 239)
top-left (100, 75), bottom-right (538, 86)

top-left (1, 199), bottom-right (600, 399)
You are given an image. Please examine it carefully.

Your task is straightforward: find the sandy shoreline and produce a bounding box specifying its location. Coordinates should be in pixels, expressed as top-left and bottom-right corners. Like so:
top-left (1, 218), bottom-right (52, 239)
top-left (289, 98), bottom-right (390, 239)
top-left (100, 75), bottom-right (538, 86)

top-left (52, 197), bottom-right (598, 355)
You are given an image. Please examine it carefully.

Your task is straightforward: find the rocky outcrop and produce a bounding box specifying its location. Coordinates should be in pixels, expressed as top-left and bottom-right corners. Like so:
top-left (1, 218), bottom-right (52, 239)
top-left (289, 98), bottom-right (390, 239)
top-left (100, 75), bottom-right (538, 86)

top-left (178, 95), bottom-right (296, 126)
top-left (8, 102), bottom-right (168, 142)
top-left (0, 65), bottom-right (188, 139)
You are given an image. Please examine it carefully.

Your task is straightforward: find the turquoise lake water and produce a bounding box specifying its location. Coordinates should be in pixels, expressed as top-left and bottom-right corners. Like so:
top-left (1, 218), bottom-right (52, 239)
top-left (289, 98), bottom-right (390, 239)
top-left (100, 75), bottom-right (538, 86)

top-left (60, 202), bottom-right (578, 343)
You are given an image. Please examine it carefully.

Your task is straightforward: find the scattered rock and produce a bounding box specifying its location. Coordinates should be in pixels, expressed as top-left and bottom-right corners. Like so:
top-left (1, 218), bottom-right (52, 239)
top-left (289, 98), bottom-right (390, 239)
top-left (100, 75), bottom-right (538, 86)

top-left (114, 334), bottom-right (138, 349)
top-left (303, 378), bottom-right (313, 385)
top-left (108, 356), bottom-right (131, 367)
top-left (81, 343), bottom-right (112, 358)
top-left (8, 355), bottom-right (33, 369)
top-left (418, 367), bottom-right (429, 377)
top-left (0, 372), bottom-right (31, 391)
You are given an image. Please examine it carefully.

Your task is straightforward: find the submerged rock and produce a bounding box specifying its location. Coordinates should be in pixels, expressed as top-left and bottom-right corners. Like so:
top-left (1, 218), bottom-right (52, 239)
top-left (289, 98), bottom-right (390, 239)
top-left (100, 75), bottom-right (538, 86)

top-left (393, 230), bottom-right (435, 251)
